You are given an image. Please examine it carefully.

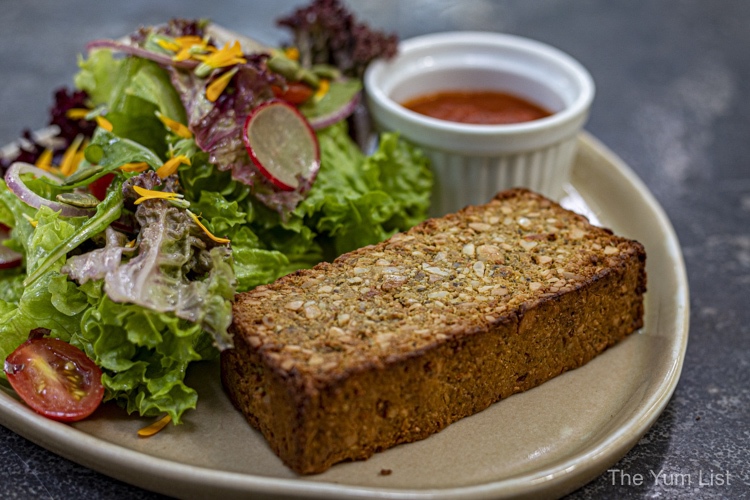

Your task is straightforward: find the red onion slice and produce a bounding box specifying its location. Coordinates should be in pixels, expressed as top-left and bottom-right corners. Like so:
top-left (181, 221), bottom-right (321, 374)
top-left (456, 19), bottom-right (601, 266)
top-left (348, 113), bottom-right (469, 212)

top-left (308, 92), bottom-right (361, 130)
top-left (86, 39), bottom-right (199, 70)
top-left (4, 162), bottom-right (96, 218)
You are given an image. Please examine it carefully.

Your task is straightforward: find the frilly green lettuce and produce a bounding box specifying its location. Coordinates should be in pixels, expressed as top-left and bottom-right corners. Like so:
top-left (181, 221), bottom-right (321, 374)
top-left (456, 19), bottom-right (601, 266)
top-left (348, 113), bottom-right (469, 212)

top-left (63, 198), bottom-right (236, 350)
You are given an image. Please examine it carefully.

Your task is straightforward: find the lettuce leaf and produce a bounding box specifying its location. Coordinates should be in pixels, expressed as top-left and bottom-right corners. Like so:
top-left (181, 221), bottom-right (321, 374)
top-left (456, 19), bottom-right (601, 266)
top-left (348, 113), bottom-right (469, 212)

top-left (76, 50), bottom-right (184, 157)
top-left (0, 206), bottom-right (88, 362)
top-left (23, 177), bottom-right (124, 286)
top-left (63, 198), bottom-right (236, 350)
top-left (292, 121), bottom-right (432, 256)
top-left (361, 130), bottom-right (433, 231)
top-left (71, 280), bottom-right (206, 423)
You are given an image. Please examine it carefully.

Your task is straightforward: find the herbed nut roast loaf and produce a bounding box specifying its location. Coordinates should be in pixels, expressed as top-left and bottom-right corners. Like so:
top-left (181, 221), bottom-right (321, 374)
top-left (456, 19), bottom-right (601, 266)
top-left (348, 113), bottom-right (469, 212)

top-left (221, 188), bottom-right (647, 474)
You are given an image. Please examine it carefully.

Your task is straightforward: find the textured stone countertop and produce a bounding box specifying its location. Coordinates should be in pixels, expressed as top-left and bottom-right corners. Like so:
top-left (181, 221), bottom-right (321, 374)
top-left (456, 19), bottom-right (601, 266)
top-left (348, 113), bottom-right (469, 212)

top-left (0, 1), bottom-right (748, 498)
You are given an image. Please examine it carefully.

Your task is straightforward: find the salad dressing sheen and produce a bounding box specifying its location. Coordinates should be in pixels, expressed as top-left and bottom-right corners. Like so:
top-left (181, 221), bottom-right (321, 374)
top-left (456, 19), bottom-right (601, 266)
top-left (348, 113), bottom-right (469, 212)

top-left (401, 90), bottom-right (551, 125)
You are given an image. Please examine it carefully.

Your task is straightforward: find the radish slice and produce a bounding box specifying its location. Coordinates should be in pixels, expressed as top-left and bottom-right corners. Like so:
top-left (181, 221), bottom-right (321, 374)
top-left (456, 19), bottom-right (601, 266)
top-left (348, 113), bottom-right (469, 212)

top-left (4, 162), bottom-right (95, 217)
top-left (242, 100), bottom-right (320, 192)
top-left (0, 227), bottom-right (22, 269)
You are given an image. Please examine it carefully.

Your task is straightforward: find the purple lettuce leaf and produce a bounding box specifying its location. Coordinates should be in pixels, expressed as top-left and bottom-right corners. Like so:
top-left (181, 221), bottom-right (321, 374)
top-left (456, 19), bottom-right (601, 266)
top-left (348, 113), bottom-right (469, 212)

top-left (277, 0), bottom-right (398, 79)
top-left (168, 57), bottom-right (309, 214)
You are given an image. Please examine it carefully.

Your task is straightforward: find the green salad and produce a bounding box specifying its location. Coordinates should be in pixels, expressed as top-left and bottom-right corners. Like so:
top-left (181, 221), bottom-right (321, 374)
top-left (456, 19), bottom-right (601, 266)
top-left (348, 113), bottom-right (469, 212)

top-left (0, 4), bottom-right (431, 424)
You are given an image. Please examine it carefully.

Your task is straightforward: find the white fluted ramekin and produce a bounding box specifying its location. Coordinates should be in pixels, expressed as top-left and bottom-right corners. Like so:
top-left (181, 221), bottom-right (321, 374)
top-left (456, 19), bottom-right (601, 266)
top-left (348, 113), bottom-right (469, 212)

top-left (364, 31), bottom-right (595, 216)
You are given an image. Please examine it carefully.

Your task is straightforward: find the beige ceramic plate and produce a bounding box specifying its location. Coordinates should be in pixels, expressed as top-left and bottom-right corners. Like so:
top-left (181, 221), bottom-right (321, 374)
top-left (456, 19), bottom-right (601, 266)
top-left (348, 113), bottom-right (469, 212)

top-left (0, 133), bottom-right (689, 499)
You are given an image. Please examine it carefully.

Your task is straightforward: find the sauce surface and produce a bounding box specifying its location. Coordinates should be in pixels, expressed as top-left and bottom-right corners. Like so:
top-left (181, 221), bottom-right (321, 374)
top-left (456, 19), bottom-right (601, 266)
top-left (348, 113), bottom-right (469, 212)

top-left (401, 90), bottom-right (551, 125)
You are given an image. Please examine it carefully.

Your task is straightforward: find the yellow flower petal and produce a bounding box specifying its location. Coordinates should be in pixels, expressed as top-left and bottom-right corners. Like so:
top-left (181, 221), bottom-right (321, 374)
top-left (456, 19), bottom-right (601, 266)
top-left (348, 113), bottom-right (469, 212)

top-left (175, 36), bottom-right (204, 46)
top-left (155, 38), bottom-right (181, 52)
top-left (314, 79), bottom-right (330, 102)
top-left (172, 36), bottom-right (211, 62)
top-left (173, 47), bottom-right (194, 62)
top-left (119, 162), bottom-right (150, 173)
top-left (156, 155), bottom-right (191, 179)
top-left (132, 185), bottom-right (183, 205)
top-left (188, 211), bottom-right (230, 244)
top-left (22, 213), bottom-right (38, 228)
top-left (284, 46), bottom-right (300, 61)
top-left (206, 67), bottom-right (238, 102)
top-left (199, 41), bottom-right (246, 71)
top-left (155, 112), bottom-right (192, 139)
top-left (35, 148), bottom-right (54, 171)
top-left (66, 108), bottom-right (90, 120)
top-left (60, 135), bottom-right (85, 177)
top-left (95, 115), bottom-right (113, 132)
top-left (137, 414), bottom-right (172, 437)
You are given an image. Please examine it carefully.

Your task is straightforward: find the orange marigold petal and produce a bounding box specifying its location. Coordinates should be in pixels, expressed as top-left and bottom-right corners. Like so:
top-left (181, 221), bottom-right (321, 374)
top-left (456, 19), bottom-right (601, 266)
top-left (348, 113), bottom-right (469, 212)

top-left (284, 47), bottom-right (300, 61)
top-left (35, 149), bottom-right (54, 171)
top-left (132, 185), bottom-right (183, 205)
top-left (60, 134), bottom-right (85, 176)
top-left (119, 162), bottom-right (150, 173)
top-left (206, 68), bottom-right (238, 102)
top-left (137, 414), bottom-right (172, 437)
top-left (66, 108), bottom-right (90, 120)
top-left (188, 211), bottom-right (230, 244)
top-left (95, 116), bottom-right (113, 132)
top-left (156, 38), bottom-right (181, 52)
top-left (156, 112), bottom-right (193, 139)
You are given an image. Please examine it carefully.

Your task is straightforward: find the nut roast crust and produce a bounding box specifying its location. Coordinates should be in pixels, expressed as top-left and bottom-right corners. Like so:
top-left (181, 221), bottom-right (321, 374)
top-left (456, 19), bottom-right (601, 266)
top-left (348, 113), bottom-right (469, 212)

top-left (220, 188), bottom-right (647, 474)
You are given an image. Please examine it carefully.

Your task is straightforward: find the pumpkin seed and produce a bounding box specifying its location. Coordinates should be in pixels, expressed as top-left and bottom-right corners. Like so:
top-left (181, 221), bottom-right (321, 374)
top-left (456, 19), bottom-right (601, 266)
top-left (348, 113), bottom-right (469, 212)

top-left (311, 64), bottom-right (340, 80)
top-left (267, 54), bottom-right (301, 80)
top-left (55, 192), bottom-right (101, 208)
top-left (62, 165), bottom-right (104, 186)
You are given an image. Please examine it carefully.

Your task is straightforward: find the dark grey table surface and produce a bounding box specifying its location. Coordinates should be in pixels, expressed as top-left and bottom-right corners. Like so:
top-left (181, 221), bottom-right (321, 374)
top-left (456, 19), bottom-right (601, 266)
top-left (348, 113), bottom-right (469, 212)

top-left (1, 1), bottom-right (748, 498)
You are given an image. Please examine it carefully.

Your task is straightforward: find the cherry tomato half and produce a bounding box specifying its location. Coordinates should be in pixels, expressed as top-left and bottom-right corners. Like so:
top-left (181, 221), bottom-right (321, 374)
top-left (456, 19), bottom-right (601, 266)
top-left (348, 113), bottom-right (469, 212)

top-left (88, 172), bottom-right (116, 201)
top-left (4, 338), bottom-right (104, 422)
top-left (271, 82), bottom-right (314, 105)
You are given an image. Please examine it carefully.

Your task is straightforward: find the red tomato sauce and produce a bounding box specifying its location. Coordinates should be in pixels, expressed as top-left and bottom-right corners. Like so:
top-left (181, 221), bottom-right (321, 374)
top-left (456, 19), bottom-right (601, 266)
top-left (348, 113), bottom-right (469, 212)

top-left (401, 90), bottom-right (551, 125)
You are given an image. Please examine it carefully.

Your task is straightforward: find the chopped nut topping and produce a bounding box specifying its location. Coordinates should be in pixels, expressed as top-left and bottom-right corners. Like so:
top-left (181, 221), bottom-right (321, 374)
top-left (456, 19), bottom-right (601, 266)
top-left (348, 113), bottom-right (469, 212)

top-left (304, 305), bottom-right (322, 319)
top-left (422, 264), bottom-right (450, 277)
top-left (285, 300), bottom-right (304, 311)
top-left (569, 228), bottom-right (586, 240)
top-left (231, 190), bottom-right (638, 377)
top-left (476, 244), bottom-right (501, 261)
top-left (472, 261), bottom-right (485, 278)
top-left (308, 355), bottom-right (324, 366)
top-left (517, 217), bottom-right (532, 229)
top-left (329, 326), bottom-right (346, 336)
top-left (469, 222), bottom-right (492, 232)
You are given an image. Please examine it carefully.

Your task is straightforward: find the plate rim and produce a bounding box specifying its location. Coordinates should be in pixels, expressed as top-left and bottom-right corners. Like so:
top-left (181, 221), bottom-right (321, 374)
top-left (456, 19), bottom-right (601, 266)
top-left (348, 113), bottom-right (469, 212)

top-left (0, 131), bottom-right (690, 499)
